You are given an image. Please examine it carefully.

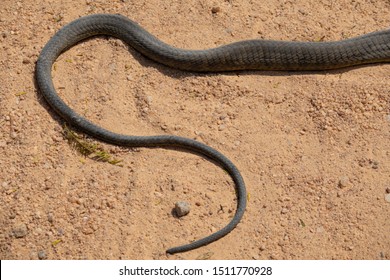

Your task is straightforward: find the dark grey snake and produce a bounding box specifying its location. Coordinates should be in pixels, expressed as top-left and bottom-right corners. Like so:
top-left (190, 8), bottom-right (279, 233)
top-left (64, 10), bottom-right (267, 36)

top-left (35, 14), bottom-right (390, 254)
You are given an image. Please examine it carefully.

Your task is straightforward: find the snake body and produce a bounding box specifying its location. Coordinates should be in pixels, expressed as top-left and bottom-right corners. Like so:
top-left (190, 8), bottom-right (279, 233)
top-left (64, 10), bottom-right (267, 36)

top-left (35, 14), bottom-right (390, 254)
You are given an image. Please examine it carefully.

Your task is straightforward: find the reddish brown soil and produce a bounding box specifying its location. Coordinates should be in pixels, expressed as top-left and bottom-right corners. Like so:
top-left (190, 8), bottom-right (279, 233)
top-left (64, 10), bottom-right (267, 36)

top-left (0, 0), bottom-right (389, 260)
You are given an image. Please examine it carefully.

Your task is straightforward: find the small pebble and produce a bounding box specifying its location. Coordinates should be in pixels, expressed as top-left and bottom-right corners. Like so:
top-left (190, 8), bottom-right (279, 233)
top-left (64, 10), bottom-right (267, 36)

top-left (338, 176), bottom-right (351, 189)
top-left (38, 250), bottom-right (47, 260)
top-left (385, 194), bottom-right (390, 203)
top-left (218, 124), bottom-right (226, 131)
top-left (47, 212), bottom-right (54, 224)
top-left (316, 226), bottom-right (325, 233)
top-left (13, 223), bottom-right (28, 238)
top-left (371, 161), bottom-right (379, 169)
top-left (281, 208), bottom-right (288, 214)
top-left (174, 201), bottom-right (190, 217)
top-left (211, 6), bottom-right (221, 13)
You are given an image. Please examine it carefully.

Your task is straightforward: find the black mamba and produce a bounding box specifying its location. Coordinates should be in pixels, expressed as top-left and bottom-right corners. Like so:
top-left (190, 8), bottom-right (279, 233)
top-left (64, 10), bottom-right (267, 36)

top-left (119, 266), bottom-right (203, 276)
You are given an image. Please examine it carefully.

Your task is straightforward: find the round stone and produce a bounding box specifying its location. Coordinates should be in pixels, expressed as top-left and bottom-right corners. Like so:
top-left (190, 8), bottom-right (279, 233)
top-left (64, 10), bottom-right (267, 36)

top-left (174, 201), bottom-right (190, 217)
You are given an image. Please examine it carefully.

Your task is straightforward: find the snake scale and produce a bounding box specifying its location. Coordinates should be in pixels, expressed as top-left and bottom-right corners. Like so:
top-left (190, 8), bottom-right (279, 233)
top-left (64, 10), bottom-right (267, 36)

top-left (35, 14), bottom-right (390, 254)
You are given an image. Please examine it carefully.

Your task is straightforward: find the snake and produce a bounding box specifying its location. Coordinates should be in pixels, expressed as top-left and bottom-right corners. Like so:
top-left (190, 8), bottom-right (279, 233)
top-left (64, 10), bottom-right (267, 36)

top-left (35, 14), bottom-right (390, 254)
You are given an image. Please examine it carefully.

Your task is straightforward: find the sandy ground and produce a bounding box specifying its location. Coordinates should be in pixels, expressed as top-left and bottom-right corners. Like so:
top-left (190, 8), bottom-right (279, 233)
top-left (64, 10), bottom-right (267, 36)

top-left (0, 0), bottom-right (389, 260)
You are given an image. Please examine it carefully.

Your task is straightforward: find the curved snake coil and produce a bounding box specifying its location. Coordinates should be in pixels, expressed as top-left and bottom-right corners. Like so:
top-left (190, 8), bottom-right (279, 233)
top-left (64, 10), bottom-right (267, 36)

top-left (35, 14), bottom-right (390, 254)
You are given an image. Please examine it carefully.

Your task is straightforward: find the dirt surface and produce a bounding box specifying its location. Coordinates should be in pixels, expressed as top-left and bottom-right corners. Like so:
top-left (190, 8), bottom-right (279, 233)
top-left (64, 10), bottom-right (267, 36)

top-left (1, 0), bottom-right (389, 260)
